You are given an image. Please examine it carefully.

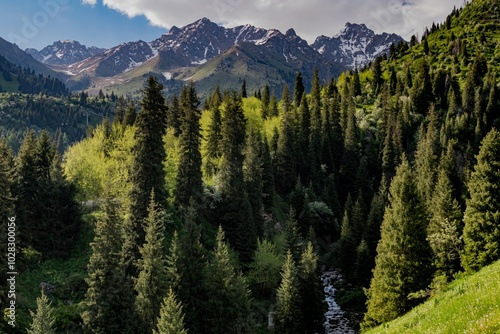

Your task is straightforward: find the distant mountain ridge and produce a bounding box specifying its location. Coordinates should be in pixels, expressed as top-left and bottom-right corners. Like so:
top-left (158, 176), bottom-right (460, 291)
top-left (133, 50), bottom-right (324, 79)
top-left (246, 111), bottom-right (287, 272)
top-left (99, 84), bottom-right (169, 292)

top-left (26, 40), bottom-right (105, 66)
top-left (4, 18), bottom-right (405, 96)
top-left (312, 23), bottom-right (405, 69)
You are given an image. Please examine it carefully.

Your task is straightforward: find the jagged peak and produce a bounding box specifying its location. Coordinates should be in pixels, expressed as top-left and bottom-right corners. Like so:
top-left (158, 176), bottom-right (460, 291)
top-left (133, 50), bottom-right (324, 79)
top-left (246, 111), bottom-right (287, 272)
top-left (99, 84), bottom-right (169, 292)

top-left (285, 28), bottom-right (297, 37)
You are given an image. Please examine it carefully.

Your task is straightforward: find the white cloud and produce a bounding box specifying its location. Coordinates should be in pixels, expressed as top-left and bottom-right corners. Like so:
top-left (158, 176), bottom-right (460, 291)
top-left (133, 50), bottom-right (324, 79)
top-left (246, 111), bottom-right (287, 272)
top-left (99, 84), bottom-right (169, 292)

top-left (85, 0), bottom-right (464, 42)
top-left (81, 0), bottom-right (97, 5)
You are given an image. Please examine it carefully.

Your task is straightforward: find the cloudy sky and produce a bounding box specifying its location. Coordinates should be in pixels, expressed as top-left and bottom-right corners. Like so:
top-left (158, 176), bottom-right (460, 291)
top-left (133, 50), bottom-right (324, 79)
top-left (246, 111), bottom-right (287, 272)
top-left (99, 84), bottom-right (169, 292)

top-left (3, 0), bottom-right (464, 50)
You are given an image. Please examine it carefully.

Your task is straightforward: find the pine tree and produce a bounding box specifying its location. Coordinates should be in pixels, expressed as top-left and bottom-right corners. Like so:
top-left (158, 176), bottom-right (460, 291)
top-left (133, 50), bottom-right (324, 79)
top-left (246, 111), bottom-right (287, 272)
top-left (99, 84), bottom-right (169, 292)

top-left (205, 226), bottom-right (253, 333)
top-left (123, 76), bottom-right (167, 275)
top-left (298, 242), bottom-right (326, 333)
top-left (154, 288), bottom-right (188, 334)
top-left (364, 156), bottom-right (432, 326)
top-left (243, 131), bottom-right (264, 237)
top-left (175, 82), bottom-right (203, 207)
top-left (283, 208), bottom-right (303, 262)
top-left (168, 94), bottom-right (182, 136)
top-left (427, 168), bottom-right (463, 278)
top-left (275, 84), bottom-right (297, 195)
top-left (261, 136), bottom-right (275, 208)
top-left (275, 251), bottom-right (302, 334)
top-left (218, 92), bottom-right (256, 264)
top-left (83, 196), bottom-right (137, 334)
top-left (261, 85), bottom-right (270, 119)
top-left (27, 291), bottom-right (55, 334)
top-left (293, 72), bottom-right (305, 106)
top-left (462, 129), bottom-right (500, 272)
top-left (122, 101), bottom-right (137, 127)
top-left (176, 202), bottom-right (208, 333)
top-left (114, 96), bottom-right (127, 124)
top-left (135, 193), bottom-right (168, 332)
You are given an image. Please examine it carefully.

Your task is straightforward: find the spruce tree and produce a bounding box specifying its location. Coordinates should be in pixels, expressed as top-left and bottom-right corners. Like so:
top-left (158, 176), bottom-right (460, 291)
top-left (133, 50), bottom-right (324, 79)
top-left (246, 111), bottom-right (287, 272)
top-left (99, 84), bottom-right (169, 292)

top-left (293, 72), bottom-right (305, 106)
top-left (243, 131), bottom-right (264, 237)
top-left (27, 291), bottom-right (55, 334)
top-left (204, 87), bottom-right (223, 178)
top-left (462, 129), bottom-right (500, 271)
top-left (135, 193), bottom-right (168, 332)
top-left (122, 101), bottom-right (137, 127)
top-left (205, 226), bottom-right (253, 333)
top-left (275, 251), bottom-right (302, 334)
top-left (427, 168), bottom-right (463, 278)
top-left (364, 156), bottom-right (432, 326)
top-left (218, 92), bottom-right (256, 264)
top-left (154, 288), bottom-right (188, 334)
top-left (261, 136), bottom-right (276, 208)
top-left (175, 82), bottom-right (203, 207)
top-left (177, 202), bottom-right (208, 333)
top-left (298, 242), bottom-right (326, 333)
top-left (122, 75), bottom-right (167, 275)
top-left (275, 84), bottom-right (297, 195)
top-left (83, 196), bottom-right (137, 334)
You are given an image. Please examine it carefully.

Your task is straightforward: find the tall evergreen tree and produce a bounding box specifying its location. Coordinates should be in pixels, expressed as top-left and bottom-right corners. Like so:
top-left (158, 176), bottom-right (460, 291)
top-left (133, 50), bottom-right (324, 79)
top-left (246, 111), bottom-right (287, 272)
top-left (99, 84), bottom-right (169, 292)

top-left (275, 251), bottom-right (302, 334)
top-left (427, 168), bottom-right (463, 278)
top-left (204, 87), bottom-right (223, 177)
top-left (293, 72), bottom-right (305, 106)
top-left (176, 202), bottom-right (208, 333)
top-left (462, 129), bottom-right (500, 271)
top-left (275, 84), bottom-right (297, 195)
top-left (364, 156), bottom-right (432, 326)
top-left (135, 193), bottom-right (168, 332)
top-left (27, 291), bottom-right (55, 334)
top-left (298, 242), bottom-right (326, 333)
top-left (261, 136), bottom-right (275, 208)
top-left (218, 92), bottom-right (256, 264)
top-left (243, 131), bottom-right (264, 237)
top-left (83, 196), bottom-right (137, 334)
top-left (154, 288), bottom-right (188, 334)
top-left (168, 94), bottom-right (182, 136)
top-left (122, 75), bottom-right (167, 275)
top-left (175, 82), bottom-right (203, 207)
top-left (205, 226), bottom-right (253, 333)
top-left (122, 101), bottom-right (137, 127)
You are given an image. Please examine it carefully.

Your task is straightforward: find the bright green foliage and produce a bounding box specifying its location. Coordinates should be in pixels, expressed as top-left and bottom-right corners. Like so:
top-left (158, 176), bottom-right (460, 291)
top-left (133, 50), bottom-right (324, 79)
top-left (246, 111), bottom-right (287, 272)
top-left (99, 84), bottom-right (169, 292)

top-left (427, 168), bottom-right (463, 278)
top-left (83, 196), bottom-right (137, 334)
top-left (154, 288), bottom-right (188, 334)
top-left (204, 88), bottom-right (223, 178)
top-left (462, 128), bottom-right (500, 272)
top-left (175, 82), bottom-right (203, 207)
top-left (64, 123), bottom-right (135, 202)
top-left (27, 291), bottom-right (55, 334)
top-left (248, 239), bottom-right (283, 298)
top-left (166, 230), bottom-right (182, 292)
top-left (275, 250), bottom-right (302, 334)
top-left (135, 193), bottom-right (168, 332)
top-left (298, 242), bottom-right (326, 333)
top-left (365, 157), bottom-right (432, 326)
top-left (123, 75), bottom-right (167, 275)
top-left (204, 226), bottom-right (253, 333)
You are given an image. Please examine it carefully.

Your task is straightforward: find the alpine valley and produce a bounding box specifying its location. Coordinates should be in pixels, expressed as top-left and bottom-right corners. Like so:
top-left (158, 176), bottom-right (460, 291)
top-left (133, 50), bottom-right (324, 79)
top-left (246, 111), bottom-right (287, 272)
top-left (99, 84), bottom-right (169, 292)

top-left (19, 18), bottom-right (404, 97)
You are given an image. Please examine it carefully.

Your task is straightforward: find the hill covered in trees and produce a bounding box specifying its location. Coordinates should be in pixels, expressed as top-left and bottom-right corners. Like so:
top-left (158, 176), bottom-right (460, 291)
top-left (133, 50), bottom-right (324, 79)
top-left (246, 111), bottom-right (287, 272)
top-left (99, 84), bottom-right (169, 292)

top-left (1, 0), bottom-right (500, 333)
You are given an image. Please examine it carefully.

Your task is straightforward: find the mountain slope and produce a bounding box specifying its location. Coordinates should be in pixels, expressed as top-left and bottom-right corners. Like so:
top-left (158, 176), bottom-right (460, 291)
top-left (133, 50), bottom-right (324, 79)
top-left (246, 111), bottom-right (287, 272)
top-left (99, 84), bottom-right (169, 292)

top-left (0, 37), bottom-right (67, 80)
top-left (366, 260), bottom-right (500, 334)
top-left (312, 23), bottom-right (405, 69)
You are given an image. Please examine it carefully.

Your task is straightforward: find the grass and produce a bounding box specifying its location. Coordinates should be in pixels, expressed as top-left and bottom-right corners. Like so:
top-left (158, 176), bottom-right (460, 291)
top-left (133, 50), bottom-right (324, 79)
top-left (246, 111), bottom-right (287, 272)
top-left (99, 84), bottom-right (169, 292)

top-left (365, 260), bottom-right (500, 334)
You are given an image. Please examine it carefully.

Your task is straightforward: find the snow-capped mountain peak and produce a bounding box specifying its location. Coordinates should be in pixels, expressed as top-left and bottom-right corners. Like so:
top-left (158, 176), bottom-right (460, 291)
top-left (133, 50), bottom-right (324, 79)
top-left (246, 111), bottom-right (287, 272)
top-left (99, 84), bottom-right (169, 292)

top-left (313, 22), bottom-right (405, 69)
top-left (25, 40), bottom-right (105, 65)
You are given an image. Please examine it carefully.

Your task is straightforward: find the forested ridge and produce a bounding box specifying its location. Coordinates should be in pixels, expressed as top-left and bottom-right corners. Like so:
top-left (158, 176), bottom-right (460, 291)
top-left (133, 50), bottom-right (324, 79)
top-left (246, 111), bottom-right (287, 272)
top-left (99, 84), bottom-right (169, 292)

top-left (1, 0), bottom-right (500, 333)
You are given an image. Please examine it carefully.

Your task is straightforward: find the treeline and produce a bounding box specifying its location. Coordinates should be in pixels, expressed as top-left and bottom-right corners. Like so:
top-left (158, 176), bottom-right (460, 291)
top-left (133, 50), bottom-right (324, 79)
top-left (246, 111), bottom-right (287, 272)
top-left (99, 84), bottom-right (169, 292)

top-left (0, 93), bottom-right (112, 152)
top-left (0, 55), bottom-right (69, 96)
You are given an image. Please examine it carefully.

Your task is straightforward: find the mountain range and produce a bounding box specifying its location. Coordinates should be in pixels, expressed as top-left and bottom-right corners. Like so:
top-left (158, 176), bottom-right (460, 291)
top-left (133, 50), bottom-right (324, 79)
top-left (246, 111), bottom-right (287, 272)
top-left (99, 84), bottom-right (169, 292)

top-left (5, 18), bottom-right (405, 97)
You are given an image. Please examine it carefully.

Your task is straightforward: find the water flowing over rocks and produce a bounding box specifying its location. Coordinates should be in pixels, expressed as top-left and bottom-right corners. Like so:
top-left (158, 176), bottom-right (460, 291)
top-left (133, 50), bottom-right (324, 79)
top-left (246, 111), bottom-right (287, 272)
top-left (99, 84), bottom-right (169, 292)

top-left (322, 271), bottom-right (356, 334)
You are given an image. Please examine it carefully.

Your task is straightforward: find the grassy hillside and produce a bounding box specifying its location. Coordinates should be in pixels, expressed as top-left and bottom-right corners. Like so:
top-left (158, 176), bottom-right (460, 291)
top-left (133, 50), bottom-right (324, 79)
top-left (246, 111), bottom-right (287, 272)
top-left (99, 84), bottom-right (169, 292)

top-left (366, 261), bottom-right (500, 334)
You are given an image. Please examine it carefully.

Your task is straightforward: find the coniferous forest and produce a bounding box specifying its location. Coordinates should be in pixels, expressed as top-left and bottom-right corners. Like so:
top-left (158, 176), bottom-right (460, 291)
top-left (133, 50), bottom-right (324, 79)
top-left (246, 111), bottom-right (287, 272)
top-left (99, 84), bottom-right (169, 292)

top-left (1, 1), bottom-right (500, 333)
